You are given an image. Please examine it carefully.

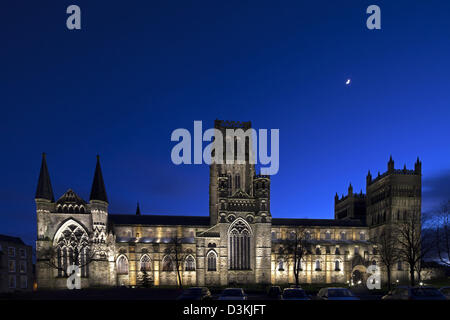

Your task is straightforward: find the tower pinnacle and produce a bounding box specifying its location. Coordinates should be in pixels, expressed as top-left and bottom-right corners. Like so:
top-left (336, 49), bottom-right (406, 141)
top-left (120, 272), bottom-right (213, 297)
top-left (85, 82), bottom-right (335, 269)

top-left (89, 155), bottom-right (108, 203)
top-left (35, 153), bottom-right (55, 202)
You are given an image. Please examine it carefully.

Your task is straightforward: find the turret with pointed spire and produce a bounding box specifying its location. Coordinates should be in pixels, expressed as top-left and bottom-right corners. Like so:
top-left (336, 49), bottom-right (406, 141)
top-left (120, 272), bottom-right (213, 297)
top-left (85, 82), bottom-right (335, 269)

top-left (136, 202), bottom-right (141, 215)
top-left (366, 170), bottom-right (372, 185)
top-left (90, 155), bottom-right (108, 203)
top-left (388, 155), bottom-right (394, 173)
top-left (415, 156), bottom-right (422, 174)
top-left (35, 153), bottom-right (54, 202)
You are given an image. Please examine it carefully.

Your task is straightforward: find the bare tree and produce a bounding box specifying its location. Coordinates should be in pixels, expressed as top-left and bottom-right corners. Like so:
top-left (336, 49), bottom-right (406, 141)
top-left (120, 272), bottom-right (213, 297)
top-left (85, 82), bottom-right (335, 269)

top-left (165, 234), bottom-right (191, 289)
top-left (433, 201), bottom-right (450, 267)
top-left (278, 228), bottom-right (309, 287)
top-left (394, 211), bottom-right (435, 286)
top-left (371, 225), bottom-right (398, 290)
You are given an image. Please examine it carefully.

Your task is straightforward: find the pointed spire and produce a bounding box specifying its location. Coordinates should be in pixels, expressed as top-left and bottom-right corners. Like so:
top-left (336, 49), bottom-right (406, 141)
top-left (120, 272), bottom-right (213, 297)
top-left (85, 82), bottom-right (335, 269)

top-left (136, 202), bottom-right (141, 215)
top-left (89, 155), bottom-right (108, 203)
top-left (388, 155), bottom-right (394, 172)
top-left (35, 153), bottom-right (55, 202)
top-left (348, 183), bottom-right (353, 195)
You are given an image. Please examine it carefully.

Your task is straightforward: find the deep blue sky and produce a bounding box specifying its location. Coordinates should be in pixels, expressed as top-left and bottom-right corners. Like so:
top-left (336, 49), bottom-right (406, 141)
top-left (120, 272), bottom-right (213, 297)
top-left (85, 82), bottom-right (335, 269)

top-left (2, 1), bottom-right (450, 247)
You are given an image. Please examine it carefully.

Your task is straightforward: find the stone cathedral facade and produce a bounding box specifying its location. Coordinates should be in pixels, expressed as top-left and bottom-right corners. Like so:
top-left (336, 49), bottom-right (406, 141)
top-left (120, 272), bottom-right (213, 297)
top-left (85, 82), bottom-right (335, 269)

top-left (35, 120), bottom-right (419, 289)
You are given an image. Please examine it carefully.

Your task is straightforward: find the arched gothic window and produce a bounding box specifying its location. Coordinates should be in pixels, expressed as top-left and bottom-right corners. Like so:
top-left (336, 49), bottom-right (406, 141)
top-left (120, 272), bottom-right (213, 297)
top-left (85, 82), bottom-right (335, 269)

top-left (228, 219), bottom-right (251, 270)
top-left (315, 247), bottom-right (321, 255)
top-left (207, 251), bottom-right (217, 271)
top-left (235, 174), bottom-right (241, 189)
top-left (278, 259), bottom-right (284, 271)
top-left (397, 261), bottom-right (403, 271)
top-left (162, 256), bottom-right (173, 271)
top-left (335, 260), bottom-right (341, 271)
top-left (335, 247), bottom-right (341, 255)
top-left (185, 255), bottom-right (195, 271)
top-left (54, 221), bottom-right (90, 278)
top-left (117, 255), bottom-right (129, 274)
top-left (315, 260), bottom-right (321, 271)
top-left (140, 255), bottom-right (152, 272)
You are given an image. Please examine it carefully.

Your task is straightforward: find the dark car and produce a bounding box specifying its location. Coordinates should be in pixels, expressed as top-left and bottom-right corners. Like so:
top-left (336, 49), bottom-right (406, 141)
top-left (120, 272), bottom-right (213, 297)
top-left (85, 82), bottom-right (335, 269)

top-left (218, 288), bottom-right (247, 300)
top-left (267, 286), bottom-right (282, 299)
top-left (439, 287), bottom-right (450, 300)
top-left (382, 286), bottom-right (446, 300)
top-left (317, 288), bottom-right (359, 300)
top-left (176, 287), bottom-right (212, 300)
top-left (282, 288), bottom-right (310, 300)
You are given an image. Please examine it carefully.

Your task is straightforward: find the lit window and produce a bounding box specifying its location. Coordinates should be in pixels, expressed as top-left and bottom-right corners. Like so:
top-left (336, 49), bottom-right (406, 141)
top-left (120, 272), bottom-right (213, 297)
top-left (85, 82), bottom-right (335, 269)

top-left (207, 251), bottom-right (217, 271)
top-left (19, 261), bottom-right (27, 273)
top-left (140, 255), bottom-right (152, 272)
top-left (289, 231), bottom-right (296, 240)
top-left (162, 256), bottom-right (174, 271)
top-left (185, 256), bottom-right (195, 271)
top-left (229, 220), bottom-right (251, 270)
top-left (117, 256), bottom-right (129, 274)
top-left (8, 260), bottom-right (16, 273)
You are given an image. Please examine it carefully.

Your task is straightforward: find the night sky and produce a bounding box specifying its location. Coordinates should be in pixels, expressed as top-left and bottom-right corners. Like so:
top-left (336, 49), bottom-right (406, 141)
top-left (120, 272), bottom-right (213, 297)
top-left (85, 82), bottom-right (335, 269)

top-left (2, 1), bottom-right (450, 247)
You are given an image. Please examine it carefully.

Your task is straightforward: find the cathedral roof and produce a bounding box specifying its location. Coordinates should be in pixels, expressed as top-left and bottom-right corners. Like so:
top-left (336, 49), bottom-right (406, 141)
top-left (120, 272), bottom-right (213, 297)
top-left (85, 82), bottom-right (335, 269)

top-left (35, 153), bottom-right (54, 202)
top-left (109, 214), bottom-right (210, 226)
top-left (230, 189), bottom-right (252, 199)
top-left (89, 155), bottom-right (108, 203)
top-left (272, 218), bottom-right (366, 227)
top-left (56, 189), bottom-right (87, 205)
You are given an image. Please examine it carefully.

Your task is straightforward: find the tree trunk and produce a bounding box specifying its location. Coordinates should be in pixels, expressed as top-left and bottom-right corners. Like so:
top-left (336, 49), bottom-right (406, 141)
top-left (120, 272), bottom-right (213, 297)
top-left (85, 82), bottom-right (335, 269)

top-left (386, 267), bottom-right (391, 291)
top-left (409, 266), bottom-right (415, 286)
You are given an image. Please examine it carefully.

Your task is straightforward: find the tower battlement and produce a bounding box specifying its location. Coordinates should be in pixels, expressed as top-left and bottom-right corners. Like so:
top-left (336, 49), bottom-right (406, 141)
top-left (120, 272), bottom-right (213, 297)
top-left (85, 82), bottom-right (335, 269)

top-left (214, 119), bottom-right (252, 130)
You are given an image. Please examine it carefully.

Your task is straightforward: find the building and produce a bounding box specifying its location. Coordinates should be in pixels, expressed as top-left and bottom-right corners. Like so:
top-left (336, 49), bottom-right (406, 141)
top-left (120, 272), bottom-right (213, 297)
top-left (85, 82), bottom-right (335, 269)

top-left (0, 234), bottom-right (33, 293)
top-left (35, 120), bottom-right (420, 289)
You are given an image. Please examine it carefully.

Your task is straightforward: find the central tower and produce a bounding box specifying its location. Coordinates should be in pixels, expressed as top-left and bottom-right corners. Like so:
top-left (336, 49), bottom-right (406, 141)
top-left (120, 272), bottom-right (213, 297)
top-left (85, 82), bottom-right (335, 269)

top-left (208, 120), bottom-right (272, 284)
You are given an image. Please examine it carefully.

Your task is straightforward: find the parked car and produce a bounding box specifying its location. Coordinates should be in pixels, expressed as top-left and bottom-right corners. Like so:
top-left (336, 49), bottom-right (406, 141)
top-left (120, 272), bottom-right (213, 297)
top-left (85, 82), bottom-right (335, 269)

top-left (176, 287), bottom-right (212, 300)
top-left (282, 288), bottom-right (310, 300)
top-left (218, 288), bottom-right (247, 300)
top-left (267, 286), bottom-right (282, 299)
top-left (439, 287), bottom-right (450, 300)
top-left (317, 288), bottom-right (359, 300)
top-left (382, 286), bottom-right (446, 300)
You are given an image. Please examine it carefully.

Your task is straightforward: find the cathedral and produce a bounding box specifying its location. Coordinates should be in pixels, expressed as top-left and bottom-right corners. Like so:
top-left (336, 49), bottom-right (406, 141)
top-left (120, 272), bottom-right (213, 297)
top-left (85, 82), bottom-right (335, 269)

top-left (35, 120), bottom-right (420, 289)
